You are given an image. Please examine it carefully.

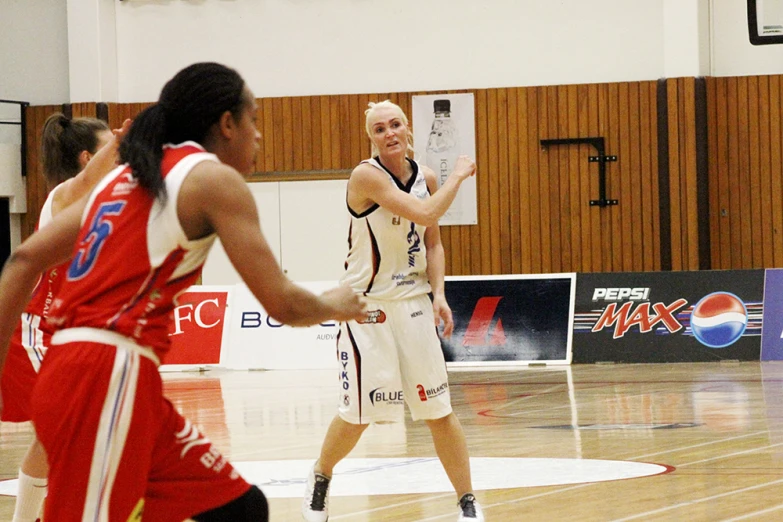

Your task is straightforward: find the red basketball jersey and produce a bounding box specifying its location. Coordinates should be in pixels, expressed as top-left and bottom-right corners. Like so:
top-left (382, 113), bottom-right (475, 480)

top-left (48, 142), bottom-right (218, 362)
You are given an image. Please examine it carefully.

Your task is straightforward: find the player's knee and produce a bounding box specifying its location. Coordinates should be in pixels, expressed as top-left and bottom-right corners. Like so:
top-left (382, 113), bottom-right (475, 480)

top-left (191, 485), bottom-right (268, 522)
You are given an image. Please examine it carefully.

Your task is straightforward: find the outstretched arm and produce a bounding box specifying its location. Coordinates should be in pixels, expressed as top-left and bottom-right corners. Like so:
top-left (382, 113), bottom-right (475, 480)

top-left (180, 161), bottom-right (366, 326)
top-left (51, 119), bottom-right (132, 215)
top-left (349, 156), bottom-right (476, 227)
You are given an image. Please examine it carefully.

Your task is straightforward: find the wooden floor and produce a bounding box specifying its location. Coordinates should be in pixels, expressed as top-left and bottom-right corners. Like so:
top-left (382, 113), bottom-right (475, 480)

top-left (3, 362), bottom-right (783, 521)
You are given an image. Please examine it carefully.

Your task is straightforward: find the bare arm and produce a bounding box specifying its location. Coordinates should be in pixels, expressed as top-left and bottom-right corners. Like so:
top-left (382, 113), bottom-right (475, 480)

top-left (349, 155), bottom-right (476, 227)
top-left (0, 197), bottom-right (86, 377)
top-left (179, 162), bottom-right (365, 326)
top-left (51, 119), bottom-right (132, 215)
top-left (422, 170), bottom-right (454, 338)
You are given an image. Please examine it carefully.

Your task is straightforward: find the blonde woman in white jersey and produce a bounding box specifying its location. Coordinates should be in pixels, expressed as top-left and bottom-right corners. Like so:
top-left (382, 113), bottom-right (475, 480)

top-left (303, 100), bottom-right (484, 522)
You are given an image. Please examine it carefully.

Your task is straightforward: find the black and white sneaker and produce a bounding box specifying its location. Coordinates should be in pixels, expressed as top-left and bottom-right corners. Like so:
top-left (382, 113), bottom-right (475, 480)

top-left (458, 493), bottom-right (485, 521)
top-left (302, 466), bottom-right (331, 522)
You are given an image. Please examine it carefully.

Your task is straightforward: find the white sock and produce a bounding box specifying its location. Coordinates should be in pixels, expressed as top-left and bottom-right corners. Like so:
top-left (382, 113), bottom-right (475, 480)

top-left (12, 470), bottom-right (47, 522)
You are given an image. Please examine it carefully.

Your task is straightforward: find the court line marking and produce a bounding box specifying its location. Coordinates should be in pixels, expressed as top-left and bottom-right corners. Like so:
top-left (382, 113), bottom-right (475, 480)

top-left (610, 478), bottom-right (783, 521)
top-left (722, 503), bottom-right (783, 521)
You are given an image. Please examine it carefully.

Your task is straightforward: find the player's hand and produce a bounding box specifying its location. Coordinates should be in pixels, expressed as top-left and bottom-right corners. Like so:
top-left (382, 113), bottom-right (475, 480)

top-left (113, 118), bottom-right (132, 141)
top-left (432, 294), bottom-right (454, 338)
top-left (451, 155), bottom-right (476, 181)
top-left (321, 284), bottom-right (367, 322)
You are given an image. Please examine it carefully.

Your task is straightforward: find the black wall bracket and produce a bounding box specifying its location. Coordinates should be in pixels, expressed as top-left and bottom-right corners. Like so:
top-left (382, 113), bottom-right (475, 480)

top-left (540, 137), bottom-right (618, 207)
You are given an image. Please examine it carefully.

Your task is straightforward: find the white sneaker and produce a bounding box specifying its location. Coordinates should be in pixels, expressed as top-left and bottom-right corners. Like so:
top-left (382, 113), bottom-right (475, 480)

top-left (458, 493), bottom-right (485, 521)
top-left (302, 466), bottom-right (331, 522)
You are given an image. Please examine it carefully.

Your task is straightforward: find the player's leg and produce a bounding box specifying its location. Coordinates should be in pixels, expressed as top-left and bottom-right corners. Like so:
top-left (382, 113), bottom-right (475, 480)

top-left (31, 341), bottom-right (158, 522)
top-left (12, 437), bottom-right (48, 522)
top-left (143, 400), bottom-right (255, 522)
top-left (304, 308), bottom-right (402, 521)
top-left (397, 294), bottom-right (483, 521)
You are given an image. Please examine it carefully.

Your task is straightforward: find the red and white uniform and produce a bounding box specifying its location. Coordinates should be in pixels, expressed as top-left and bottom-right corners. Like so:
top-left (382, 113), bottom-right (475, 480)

top-left (32, 142), bottom-right (250, 522)
top-left (1, 184), bottom-right (64, 422)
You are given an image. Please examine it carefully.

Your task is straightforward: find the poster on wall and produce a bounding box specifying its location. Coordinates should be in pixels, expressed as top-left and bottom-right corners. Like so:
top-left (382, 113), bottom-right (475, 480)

top-left (164, 286), bottom-right (232, 369)
top-left (442, 274), bottom-right (576, 365)
top-left (412, 93), bottom-right (477, 225)
top-left (572, 271), bottom-right (764, 363)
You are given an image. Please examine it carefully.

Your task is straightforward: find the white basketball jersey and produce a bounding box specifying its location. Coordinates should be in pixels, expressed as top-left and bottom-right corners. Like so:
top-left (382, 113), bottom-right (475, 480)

top-left (341, 157), bottom-right (431, 300)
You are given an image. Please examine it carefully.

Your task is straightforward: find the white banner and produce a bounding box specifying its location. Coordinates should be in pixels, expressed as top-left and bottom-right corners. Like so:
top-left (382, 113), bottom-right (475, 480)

top-left (221, 281), bottom-right (340, 370)
top-left (412, 93), bottom-right (477, 226)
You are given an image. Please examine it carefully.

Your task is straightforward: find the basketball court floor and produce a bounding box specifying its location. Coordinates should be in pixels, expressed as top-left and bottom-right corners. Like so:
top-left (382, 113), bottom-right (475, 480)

top-left (2, 361), bottom-right (783, 521)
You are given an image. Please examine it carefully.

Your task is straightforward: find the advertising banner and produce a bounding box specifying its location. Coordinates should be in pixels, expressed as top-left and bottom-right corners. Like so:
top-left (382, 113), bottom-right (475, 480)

top-left (164, 286), bottom-right (232, 368)
top-left (412, 93), bottom-right (477, 225)
top-left (221, 282), bottom-right (339, 370)
top-left (573, 271), bottom-right (764, 363)
top-left (761, 269), bottom-right (783, 361)
top-left (442, 274), bottom-right (576, 365)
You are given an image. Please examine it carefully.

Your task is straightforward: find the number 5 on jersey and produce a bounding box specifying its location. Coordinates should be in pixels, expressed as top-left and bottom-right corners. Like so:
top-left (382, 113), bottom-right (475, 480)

top-left (68, 201), bottom-right (127, 280)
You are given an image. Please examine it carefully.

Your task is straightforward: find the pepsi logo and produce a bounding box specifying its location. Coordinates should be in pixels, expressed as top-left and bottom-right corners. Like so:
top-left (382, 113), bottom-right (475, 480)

top-left (690, 292), bottom-right (747, 348)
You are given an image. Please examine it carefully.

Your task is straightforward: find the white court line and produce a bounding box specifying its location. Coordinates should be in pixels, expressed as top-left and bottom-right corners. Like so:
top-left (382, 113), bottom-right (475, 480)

top-left (330, 493), bottom-right (454, 520)
top-left (722, 503), bottom-right (783, 521)
top-left (412, 430), bottom-right (783, 521)
top-left (610, 478), bottom-right (783, 522)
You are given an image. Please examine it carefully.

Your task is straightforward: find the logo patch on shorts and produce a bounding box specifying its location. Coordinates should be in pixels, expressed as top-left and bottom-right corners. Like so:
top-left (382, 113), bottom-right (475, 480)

top-left (360, 310), bottom-right (387, 324)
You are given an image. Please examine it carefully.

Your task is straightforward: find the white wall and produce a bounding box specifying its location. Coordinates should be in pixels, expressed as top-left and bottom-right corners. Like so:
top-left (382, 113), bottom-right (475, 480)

top-left (711, 0), bottom-right (783, 76)
top-left (113, 0), bottom-right (666, 102)
top-left (0, 0), bottom-right (70, 105)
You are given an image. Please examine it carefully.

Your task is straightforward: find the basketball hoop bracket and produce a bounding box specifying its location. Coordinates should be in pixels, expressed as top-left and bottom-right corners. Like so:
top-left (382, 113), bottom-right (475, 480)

top-left (540, 137), bottom-right (618, 207)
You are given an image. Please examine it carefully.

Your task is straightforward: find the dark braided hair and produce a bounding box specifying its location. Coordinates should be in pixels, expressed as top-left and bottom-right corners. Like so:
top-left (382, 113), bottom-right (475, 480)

top-left (119, 62), bottom-right (246, 202)
top-left (41, 113), bottom-right (109, 187)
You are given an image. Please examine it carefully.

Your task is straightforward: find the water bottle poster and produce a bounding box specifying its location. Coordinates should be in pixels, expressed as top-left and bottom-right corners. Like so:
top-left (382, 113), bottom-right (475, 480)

top-left (412, 93), bottom-right (477, 225)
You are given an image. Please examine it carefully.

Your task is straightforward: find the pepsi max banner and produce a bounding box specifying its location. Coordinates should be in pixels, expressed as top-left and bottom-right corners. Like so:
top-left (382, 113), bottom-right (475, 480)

top-left (442, 274), bottom-right (576, 365)
top-left (573, 271), bottom-right (764, 363)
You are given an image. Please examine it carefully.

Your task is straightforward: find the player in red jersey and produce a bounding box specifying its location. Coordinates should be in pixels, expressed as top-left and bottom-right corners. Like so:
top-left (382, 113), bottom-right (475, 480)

top-left (0, 62), bottom-right (366, 522)
top-left (1, 113), bottom-right (130, 522)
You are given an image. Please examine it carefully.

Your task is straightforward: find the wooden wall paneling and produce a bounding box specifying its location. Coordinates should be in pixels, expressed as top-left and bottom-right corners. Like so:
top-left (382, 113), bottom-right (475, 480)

top-left (740, 77), bottom-right (754, 267)
top-left (310, 96), bottom-right (322, 170)
top-left (726, 78), bottom-right (741, 268)
top-left (685, 78), bottom-right (699, 270)
top-left (329, 96), bottom-right (342, 170)
top-left (608, 82), bottom-right (623, 271)
top-left (757, 76), bottom-right (773, 267)
top-left (538, 86), bottom-right (553, 273)
top-left (587, 84), bottom-right (603, 272)
top-left (318, 96), bottom-right (331, 170)
top-left (486, 89), bottom-right (500, 274)
top-left (262, 98), bottom-right (275, 171)
top-left (338, 95), bottom-right (351, 168)
top-left (253, 101), bottom-right (265, 173)
top-left (666, 80), bottom-right (683, 270)
top-left (707, 78), bottom-right (722, 267)
top-left (577, 84), bottom-right (593, 273)
top-left (476, 89), bottom-right (492, 274)
top-left (597, 84), bottom-right (613, 271)
top-left (648, 82), bottom-right (661, 271)
top-left (516, 87), bottom-right (532, 274)
top-left (282, 97), bottom-right (294, 171)
top-left (566, 84), bottom-right (582, 273)
top-left (555, 85), bottom-right (570, 272)
top-left (747, 77), bottom-right (763, 267)
top-left (771, 76), bottom-right (783, 266)
top-left (628, 82), bottom-right (643, 271)
top-left (290, 97), bottom-right (303, 172)
top-left (497, 88), bottom-right (512, 274)
top-left (639, 82), bottom-right (654, 271)
top-left (548, 85), bottom-right (563, 273)
top-left (507, 88), bottom-right (522, 274)
top-left (526, 87), bottom-right (542, 274)
top-left (618, 82), bottom-right (633, 271)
